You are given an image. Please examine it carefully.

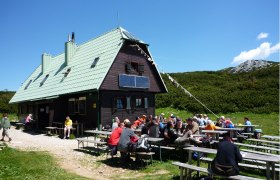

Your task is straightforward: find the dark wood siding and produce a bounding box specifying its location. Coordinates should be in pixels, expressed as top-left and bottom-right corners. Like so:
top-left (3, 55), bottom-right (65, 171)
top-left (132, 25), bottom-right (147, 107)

top-left (100, 42), bottom-right (166, 93)
top-left (100, 91), bottom-right (155, 126)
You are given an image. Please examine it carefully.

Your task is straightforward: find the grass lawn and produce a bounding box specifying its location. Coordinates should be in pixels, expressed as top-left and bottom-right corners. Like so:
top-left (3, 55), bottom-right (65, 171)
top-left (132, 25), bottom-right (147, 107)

top-left (0, 147), bottom-right (88, 179)
top-left (156, 107), bottom-right (279, 136)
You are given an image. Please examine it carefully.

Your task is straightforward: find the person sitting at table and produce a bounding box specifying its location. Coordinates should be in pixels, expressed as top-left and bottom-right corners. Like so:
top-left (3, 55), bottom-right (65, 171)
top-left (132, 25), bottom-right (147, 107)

top-left (174, 117), bottom-right (184, 135)
top-left (219, 116), bottom-right (226, 127)
top-left (63, 116), bottom-right (73, 139)
top-left (132, 116), bottom-right (143, 129)
top-left (108, 122), bottom-right (124, 158)
top-left (163, 121), bottom-right (178, 145)
top-left (112, 117), bottom-right (120, 131)
top-left (141, 116), bottom-right (150, 135)
top-left (205, 120), bottom-right (220, 131)
top-left (243, 117), bottom-right (252, 133)
top-left (148, 118), bottom-right (159, 138)
top-left (117, 122), bottom-right (139, 161)
top-left (215, 118), bottom-right (223, 127)
top-left (225, 119), bottom-right (234, 128)
top-left (175, 118), bottom-right (200, 146)
top-left (211, 132), bottom-right (242, 176)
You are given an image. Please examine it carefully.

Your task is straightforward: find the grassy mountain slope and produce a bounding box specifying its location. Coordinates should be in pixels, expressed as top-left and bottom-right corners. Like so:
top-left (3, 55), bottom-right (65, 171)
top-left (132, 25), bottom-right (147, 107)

top-left (156, 64), bottom-right (279, 114)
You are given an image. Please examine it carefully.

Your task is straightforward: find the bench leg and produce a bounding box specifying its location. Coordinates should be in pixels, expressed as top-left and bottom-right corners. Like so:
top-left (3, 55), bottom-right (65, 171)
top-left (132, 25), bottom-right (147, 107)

top-left (179, 167), bottom-right (183, 180)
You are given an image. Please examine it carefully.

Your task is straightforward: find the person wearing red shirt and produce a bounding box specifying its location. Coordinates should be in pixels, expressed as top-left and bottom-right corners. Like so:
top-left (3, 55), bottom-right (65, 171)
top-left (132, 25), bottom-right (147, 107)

top-left (108, 123), bottom-right (124, 157)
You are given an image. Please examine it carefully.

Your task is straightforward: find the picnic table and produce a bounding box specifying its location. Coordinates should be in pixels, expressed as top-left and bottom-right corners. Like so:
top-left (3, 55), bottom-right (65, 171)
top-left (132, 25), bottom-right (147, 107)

top-left (84, 130), bottom-right (112, 140)
top-left (236, 125), bottom-right (259, 134)
top-left (184, 146), bottom-right (280, 180)
top-left (262, 135), bottom-right (280, 141)
top-left (234, 142), bottom-right (280, 154)
top-left (247, 138), bottom-right (280, 147)
top-left (201, 130), bottom-right (227, 141)
top-left (147, 137), bottom-right (164, 161)
top-left (216, 127), bottom-right (242, 138)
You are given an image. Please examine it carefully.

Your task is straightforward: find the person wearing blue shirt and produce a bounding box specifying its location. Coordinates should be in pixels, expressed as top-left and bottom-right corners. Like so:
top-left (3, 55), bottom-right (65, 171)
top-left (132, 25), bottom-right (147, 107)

top-left (244, 117), bottom-right (252, 133)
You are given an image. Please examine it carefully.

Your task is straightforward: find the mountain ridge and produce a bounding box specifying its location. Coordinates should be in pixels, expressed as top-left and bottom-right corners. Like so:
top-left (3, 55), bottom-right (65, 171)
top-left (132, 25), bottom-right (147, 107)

top-left (225, 60), bottom-right (278, 74)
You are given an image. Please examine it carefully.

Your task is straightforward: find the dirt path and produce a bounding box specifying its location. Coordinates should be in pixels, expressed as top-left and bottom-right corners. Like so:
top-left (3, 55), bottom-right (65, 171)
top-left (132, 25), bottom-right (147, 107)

top-left (7, 127), bottom-right (133, 179)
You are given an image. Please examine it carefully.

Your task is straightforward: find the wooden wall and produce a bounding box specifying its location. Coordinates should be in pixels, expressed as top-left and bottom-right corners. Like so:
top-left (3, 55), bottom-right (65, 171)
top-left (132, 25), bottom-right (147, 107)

top-left (100, 91), bottom-right (155, 126)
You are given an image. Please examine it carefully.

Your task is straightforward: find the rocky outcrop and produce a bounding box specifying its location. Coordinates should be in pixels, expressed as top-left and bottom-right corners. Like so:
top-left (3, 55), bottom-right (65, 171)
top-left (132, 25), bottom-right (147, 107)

top-left (228, 60), bottom-right (277, 74)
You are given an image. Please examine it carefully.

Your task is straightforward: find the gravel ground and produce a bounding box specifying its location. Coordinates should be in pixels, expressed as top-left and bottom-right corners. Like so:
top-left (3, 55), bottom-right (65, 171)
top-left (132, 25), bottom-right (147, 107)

top-left (6, 126), bottom-right (131, 179)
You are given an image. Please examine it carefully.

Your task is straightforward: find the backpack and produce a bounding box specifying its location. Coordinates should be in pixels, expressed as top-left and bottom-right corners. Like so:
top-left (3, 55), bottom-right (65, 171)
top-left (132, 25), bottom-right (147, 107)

top-left (192, 151), bottom-right (204, 160)
top-left (136, 134), bottom-right (149, 152)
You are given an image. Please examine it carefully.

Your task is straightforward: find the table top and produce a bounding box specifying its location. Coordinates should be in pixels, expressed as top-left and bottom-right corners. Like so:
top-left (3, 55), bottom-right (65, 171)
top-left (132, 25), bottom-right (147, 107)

top-left (217, 127), bottom-right (242, 131)
top-left (184, 146), bottom-right (280, 163)
top-left (147, 137), bottom-right (164, 142)
top-left (262, 135), bottom-right (280, 140)
top-left (234, 142), bottom-right (280, 152)
top-left (236, 125), bottom-right (259, 127)
top-left (84, 130), bottom-right (112, 135)
top-left (45, 127), bottom-right (57, 129)
top-left (201, 130), bottom-right (228, 134)
top-left (134, 129), bottom-right (142, 132)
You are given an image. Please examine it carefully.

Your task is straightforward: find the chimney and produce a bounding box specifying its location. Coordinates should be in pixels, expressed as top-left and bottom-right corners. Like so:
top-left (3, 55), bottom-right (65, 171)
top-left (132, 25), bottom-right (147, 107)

top-left (42, 53), bottom-right (51, 74)
top-left (65, 32), bottom-right (76, 66)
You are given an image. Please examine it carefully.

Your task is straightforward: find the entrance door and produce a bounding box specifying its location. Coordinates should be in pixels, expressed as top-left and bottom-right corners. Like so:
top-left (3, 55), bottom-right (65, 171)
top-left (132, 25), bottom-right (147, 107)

top-left (38, 104), bottom-right (49, 129)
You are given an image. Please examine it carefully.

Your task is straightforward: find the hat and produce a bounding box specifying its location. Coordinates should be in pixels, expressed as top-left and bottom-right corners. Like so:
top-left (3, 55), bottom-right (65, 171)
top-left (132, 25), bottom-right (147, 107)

top-left (220, 116), bottom-right (225, 119)
top-left (123, 119), bottom-right (130, 124)
top-left (203, 114), bottom-right (207, 117)
top-left (207, 120), bottom-right (212, 125)
top-left (161, 113), bottom-right (165, 116)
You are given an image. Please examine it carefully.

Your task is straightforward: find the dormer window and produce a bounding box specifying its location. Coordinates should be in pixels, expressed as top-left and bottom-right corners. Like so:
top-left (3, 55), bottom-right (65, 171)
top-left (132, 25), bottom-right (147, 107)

top-left (63, 68), bottom-right (71, 77)
top-left (91, 57), bottom-right (99, 68)
top-left (24, 79), bottom-right (32, 90)
top-left (40, 74), bottom-right (49, 86)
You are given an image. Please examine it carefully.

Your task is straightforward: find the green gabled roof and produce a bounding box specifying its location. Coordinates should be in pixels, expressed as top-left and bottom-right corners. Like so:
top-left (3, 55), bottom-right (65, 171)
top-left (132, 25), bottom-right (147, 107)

top-left (10, 27), bottom-right (142, 103)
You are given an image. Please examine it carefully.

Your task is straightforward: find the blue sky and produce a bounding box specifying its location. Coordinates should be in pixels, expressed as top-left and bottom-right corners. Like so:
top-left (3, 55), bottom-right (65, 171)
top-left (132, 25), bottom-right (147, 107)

top-left (0, 0), bottom-right (279, 91)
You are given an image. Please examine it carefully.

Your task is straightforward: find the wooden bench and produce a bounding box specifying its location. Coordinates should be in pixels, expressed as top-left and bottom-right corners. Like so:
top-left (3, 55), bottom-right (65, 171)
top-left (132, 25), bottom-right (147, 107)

top-left (172, 161), bottom-right (262, 180)
top-left (241, 133), bottom-right (254, 138)
top-left (200, 157), bottom-right (280, 172)
top-left (45, 127), bottom-right (57, 135)
top-left (135, 152), bottom-right (155, 166)
top-left (56, 127), bottom-right (76, 137)
top-left (76, 138), bottom-right (107, 153)
top-left (15, 122), bottom-right (25, 129)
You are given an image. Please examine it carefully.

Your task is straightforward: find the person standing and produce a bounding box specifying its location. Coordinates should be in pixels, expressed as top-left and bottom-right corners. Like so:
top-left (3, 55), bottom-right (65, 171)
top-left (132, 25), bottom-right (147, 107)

top-left (1, 113), bottom-right (12, 142)
top-left (63, 116), bottom-right (73, 139)
top-left (25, 114), bottom-right (33, 123)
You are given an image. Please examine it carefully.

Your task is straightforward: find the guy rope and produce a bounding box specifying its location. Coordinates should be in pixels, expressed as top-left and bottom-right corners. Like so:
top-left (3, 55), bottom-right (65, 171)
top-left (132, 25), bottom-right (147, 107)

top-left (133, 44), bottom-right (219, 118)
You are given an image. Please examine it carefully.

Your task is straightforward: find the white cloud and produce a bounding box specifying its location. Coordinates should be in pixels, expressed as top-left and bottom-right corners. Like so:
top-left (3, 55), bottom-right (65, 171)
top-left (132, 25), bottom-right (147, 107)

top-left (257, 32), bottom-right (268, 40)
top-left (232, 42), bottom-right (280, 65)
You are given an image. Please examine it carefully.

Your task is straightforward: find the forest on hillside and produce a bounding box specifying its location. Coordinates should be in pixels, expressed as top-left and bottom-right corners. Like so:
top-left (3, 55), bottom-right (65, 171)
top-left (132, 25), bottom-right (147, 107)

top-left (155, 64), bottom-right (279, 114)
top-left (1, 65), bottom-right (279, 114)
top-left (0, 91), bottom-right (17, 114)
